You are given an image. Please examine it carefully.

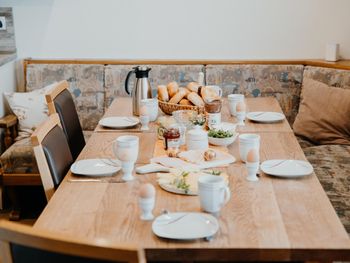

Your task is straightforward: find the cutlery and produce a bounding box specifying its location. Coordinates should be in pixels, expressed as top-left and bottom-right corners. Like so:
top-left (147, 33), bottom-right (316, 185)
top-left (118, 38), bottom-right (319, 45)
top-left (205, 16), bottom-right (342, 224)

top-left (265, 159), bottom-right (288, 169)
top-left (157, 213), bottom-right (189, 226)
top-left (68, 178), bottom-right (125, 183)
top-left (251, 112), bottom-right (266, 117)
top-left (123, 117), bottom-right (138, 123)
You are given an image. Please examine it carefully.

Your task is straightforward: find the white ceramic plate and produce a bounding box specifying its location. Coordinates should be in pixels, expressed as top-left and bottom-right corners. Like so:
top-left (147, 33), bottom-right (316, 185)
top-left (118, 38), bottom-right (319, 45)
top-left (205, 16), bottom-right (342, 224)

top-left (71, 159), bottom-right (121, 177)
top-left (99, 117), bottom-right (139, 129)
top-left (260, 159), bottom-right (313, 178)
top-left (246, 112), bottom-right (285, 123)
top-left (152, 212), bottom-right (219, 240)
top-left (208, 132), bottom-right (238, 146)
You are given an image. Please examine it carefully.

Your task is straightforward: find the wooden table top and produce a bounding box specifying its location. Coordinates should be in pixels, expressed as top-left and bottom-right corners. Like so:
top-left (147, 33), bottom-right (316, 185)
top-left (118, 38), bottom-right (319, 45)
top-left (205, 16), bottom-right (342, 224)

top-left (95, 97), bottom-right (292, 133)
top-left (34, 97), bottom-right (350, 262)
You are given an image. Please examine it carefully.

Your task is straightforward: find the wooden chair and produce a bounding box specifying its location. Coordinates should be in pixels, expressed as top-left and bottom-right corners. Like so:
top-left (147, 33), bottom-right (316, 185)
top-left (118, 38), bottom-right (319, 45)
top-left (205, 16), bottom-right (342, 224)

top-left (31, 113), bottom-right (73, 201)
top-left (0, 220), bottom-right (145, 263)
top-left (45, 80), bottom-right (86, 160)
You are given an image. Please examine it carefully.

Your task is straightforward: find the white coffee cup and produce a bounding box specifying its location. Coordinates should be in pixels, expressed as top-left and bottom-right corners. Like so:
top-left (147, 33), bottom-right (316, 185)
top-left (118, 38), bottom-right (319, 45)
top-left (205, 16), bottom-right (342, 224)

top-left (205, 85), bottom-right (223, 97)
top-left (228, 94), bottom-right (245, 116)
top-left (113, 135), bottom-right (139, 181)
top-left (140, 98), bottom-right (158, 121)
top-left (198, 175), bottom-right (231, 214)
top-left (239, 134), bottom-right (260, 163)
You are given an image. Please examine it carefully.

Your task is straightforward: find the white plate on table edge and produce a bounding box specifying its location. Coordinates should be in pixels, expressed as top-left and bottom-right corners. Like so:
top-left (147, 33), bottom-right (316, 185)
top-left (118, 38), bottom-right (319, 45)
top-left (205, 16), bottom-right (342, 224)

top-left (98, 117), bottom-right (139, 129)
top-left (260, 159), bottom-right (313, 178)
top-left (246, 112), bottom-right (285, 123)
top-left (152, 212), bottom-right (219, 240)
top-left (70, 159), bottom-right (121, 177)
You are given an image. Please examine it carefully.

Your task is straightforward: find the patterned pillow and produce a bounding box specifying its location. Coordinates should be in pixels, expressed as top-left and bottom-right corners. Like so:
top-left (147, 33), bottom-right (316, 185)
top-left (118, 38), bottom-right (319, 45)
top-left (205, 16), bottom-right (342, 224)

top-left (5, 82), bottom-right (58, 140)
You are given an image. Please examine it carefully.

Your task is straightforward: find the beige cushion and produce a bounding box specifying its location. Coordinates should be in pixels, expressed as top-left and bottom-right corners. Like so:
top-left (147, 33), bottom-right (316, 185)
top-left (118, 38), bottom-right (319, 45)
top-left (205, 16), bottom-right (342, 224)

top-left (293, 78), bottom-right (350, 145)
top-left (5, 82), bottom-right (57, 140)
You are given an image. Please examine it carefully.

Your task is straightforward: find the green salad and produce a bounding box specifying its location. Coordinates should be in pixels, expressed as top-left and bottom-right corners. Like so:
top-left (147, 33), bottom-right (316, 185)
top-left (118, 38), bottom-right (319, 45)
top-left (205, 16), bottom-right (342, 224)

top-left (208, 129), bottom-right (234, 138)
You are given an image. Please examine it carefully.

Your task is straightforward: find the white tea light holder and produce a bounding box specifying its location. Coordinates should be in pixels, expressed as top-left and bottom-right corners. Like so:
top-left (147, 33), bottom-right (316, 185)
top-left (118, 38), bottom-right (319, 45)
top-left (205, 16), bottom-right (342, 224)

top-left (325, 43), bottom-right (339, 62)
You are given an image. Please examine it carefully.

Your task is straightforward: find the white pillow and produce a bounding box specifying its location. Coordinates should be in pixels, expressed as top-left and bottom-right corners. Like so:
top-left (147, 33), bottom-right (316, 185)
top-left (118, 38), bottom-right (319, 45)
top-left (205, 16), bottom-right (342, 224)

top-left (5, 82), bottom-right (58, 140)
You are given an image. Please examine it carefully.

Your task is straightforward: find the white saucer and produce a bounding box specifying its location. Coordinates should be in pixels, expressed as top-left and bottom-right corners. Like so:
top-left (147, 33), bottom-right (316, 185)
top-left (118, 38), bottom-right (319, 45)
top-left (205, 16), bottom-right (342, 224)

top-left (260, 159), bottom-right (313, 178)
top-left (99, 117), bottom-right (139, 129)
top-left (152, 212), bottom-right (219, 240)
top-left (246, 112), bottom-right (285, 123)
top-left (71, 159), bottom-right (121, 177)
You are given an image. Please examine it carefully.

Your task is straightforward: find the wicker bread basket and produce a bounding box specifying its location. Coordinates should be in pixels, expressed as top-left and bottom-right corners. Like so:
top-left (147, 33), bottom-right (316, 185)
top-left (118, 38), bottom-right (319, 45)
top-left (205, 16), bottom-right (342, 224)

top-left (158, 100), bottom-right (205, 115)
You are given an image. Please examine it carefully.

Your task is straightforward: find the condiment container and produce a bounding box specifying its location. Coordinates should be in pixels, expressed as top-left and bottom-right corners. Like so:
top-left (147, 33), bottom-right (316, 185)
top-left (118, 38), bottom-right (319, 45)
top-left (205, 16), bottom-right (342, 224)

top-left (163, 127), bottom-right (180, 151)
top-left (205, 99), bottom-right (222, 129)
top-left (186, 125), bottom-right (208, 150)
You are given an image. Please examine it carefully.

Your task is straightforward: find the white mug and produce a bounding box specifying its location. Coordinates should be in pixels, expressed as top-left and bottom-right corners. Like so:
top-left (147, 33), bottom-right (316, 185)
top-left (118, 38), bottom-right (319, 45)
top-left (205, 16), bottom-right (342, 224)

top-left (239, 134), bottom-right (260, 163)
top-left (228, 94), bottom-right (245, 116)
top-left (113, 135), bottom-right (139, 181)
top-left (198, 175), bottom-right (231, 214)
top-left (140, 98), bottom-right (158, 121)
top-left (205, 85), bottom-right (223, 97)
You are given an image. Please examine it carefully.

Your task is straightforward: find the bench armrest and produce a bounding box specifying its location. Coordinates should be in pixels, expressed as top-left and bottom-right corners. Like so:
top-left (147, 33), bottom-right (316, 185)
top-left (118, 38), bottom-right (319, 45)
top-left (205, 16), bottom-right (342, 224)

top-left (0, 114), bottom-right (18, 150)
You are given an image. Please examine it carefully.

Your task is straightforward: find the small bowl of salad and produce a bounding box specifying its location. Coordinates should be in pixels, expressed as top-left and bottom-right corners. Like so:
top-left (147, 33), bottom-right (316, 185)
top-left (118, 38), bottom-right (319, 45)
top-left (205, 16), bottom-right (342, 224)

top-left (208, 129), bottom-right (238, 146)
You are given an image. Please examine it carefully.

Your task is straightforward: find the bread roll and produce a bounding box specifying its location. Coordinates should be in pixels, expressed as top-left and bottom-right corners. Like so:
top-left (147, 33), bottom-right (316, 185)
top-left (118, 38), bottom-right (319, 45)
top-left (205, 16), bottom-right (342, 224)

top-left (201, 86), bottom-right (220, 103)
top-left (179, 87), bottom-right (190, 96)
top-left (157, 85), bottom-right (169, 102)
top-left (179, 99), bottom-right (192, 105)
top-left (187, 82), bottom-right (200, 93)
top-left (167, 82), bottom-right (179, 98)
top-left (169, 89), bottom-right (187, 104)
top-left (187, 92), bottom-right (204, 107)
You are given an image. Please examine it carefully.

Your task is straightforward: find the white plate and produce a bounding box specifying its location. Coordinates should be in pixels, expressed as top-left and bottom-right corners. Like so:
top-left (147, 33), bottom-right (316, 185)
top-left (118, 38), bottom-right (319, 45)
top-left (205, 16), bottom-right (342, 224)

top-left (260, 159), bottom-right (313, 178)
top-left (246, 112), bottom-right (285, 123)
top-left (152, 212), bottom-right (219, 240)
top-left (71, 159), bottom-right (121, 177)
top-left (99, 117), bottom-right (139, 129)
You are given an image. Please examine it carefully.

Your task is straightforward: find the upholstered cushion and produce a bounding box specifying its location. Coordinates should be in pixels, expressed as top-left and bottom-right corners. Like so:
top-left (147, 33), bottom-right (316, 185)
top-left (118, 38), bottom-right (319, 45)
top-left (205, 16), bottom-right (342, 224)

top-left (293, 78), bottom-right (350, 145)
top-left (0, 138), bottom-right (38, 175)
top-left (205, 64), bottom-right (304, 124)
top-left (303, 144), bottom-right (350, 233)
top-left (4, 83), bottom-right (57, 140)
top-left (26, 64), bottom-right (106, 130)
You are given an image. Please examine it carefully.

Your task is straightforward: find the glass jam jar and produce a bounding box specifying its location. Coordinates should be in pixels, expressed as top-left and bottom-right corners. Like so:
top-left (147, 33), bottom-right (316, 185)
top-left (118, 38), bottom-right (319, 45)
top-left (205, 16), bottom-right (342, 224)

top-left (163, 127), bottom-right (181, 152)
top-left (204, 99), bottom-right (222, 128)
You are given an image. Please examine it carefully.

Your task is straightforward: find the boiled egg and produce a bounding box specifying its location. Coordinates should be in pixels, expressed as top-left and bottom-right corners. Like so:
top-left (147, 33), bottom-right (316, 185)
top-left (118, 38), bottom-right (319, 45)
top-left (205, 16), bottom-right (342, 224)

top-left (246, 148), bottom-right (259, 163)
top-left (139, 183), bottom-right (156, 199)
top-left (236, 101), bottom-right (246, 112)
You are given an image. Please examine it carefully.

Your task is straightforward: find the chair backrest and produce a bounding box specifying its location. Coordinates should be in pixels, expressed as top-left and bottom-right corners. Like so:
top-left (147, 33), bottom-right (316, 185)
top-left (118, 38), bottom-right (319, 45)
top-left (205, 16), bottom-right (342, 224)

top-left (31, 113), bottom-right (73, 201)
top-left (45, 80), bottom-right (85, 160)
top-left (0, 220), bottom-right (145, 263)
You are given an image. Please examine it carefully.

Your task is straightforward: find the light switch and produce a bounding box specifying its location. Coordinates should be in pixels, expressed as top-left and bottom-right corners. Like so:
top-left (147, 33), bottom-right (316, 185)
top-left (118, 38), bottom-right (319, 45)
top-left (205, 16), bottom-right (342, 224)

top-left (0, 17), bottom-right (6, 30)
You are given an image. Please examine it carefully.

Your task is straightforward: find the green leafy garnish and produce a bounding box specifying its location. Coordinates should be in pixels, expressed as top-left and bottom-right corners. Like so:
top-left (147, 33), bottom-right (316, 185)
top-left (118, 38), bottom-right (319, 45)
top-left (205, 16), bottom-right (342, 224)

top-left (176, 171), bottom-right (190, 194)
top-left (208, 129), bottom-right (234, 138)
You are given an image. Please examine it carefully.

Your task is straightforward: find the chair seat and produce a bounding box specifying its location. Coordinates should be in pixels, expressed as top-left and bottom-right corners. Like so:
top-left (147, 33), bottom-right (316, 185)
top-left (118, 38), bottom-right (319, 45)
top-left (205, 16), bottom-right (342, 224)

top-left (303, 144), bottom-right (350, 234)
top-left (0, 137), bottom-right (39, 175)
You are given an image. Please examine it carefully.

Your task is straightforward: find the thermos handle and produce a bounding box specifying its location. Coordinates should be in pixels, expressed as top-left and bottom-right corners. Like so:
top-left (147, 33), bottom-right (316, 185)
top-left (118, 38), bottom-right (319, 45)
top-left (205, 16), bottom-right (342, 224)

top-left (125, 69), bottom-right (135, 95)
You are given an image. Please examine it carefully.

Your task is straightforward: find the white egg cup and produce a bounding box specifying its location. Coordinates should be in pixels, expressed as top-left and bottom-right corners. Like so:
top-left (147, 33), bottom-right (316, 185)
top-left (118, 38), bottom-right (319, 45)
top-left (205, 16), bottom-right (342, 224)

top-left (236, 111), bottom-right (246, 126)
top-left (121, 161), bottom-right (135, 181)
top-left (246, 162), bottom-right (260, 182)
top-left (140, 115), bottom-right (150, 131)
top-left (139, 197), bottom-right (155, 220)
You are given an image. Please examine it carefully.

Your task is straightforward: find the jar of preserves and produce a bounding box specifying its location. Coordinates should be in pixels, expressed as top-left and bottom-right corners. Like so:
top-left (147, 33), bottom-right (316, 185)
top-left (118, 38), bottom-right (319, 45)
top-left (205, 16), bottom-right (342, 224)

top-left (163, 127), bottom-right (180, 151)
top-left (205, 99), bottom-right (222, 128)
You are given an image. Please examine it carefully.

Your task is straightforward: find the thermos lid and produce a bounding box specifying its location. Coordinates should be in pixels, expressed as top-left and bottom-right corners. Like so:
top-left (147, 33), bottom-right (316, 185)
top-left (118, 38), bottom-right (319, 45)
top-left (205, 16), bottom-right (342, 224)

top-left (134, 66), bottom-right (151, 78)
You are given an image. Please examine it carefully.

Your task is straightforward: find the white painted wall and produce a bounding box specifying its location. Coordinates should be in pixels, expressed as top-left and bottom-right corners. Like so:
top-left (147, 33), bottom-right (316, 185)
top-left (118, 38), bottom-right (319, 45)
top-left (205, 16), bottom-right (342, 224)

top-left (0, 61), bottom-right (16, 117)
top-left (2, 0), bottom-right (350, 59)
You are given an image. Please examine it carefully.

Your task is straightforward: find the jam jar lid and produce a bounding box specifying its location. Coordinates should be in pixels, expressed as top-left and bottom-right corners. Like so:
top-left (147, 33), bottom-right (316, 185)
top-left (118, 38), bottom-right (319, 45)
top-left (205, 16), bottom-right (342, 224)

top-left (187, 126), bottom-right (208, 141)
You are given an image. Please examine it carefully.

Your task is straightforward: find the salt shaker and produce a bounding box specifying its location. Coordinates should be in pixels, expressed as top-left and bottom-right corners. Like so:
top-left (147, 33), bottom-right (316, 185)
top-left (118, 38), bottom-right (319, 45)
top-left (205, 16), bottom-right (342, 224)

top-left (139, 183), bottom-right (156, 220)
top-left (236, 101), bottom-right (246, 126)
top-left (246, 149), bottom-right (259, 182)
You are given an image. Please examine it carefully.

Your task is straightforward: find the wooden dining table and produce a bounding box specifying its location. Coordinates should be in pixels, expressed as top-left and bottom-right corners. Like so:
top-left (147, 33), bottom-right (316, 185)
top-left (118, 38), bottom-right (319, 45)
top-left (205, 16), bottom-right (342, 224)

top-left (34, 97), bottom-right (350, 262)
